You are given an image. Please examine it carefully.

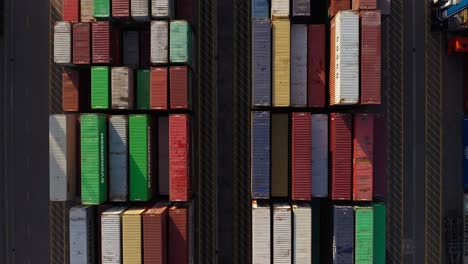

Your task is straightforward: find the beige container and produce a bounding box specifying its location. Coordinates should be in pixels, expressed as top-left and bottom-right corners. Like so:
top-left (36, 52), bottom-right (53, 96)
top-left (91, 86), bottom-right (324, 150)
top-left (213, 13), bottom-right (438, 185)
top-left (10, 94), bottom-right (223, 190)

top-left (122, 207), bottom-right (146, 264)
top-left (272, 19), bottom-right (290, 107)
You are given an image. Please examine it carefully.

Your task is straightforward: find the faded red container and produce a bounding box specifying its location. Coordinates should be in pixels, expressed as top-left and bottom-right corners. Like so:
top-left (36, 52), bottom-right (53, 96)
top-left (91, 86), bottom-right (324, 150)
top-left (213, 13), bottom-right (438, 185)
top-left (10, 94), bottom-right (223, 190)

top-left (353, 0), bottom-right (376, 10)
top-left (373, 114), bottom-right (386, 200)
top-left (308, 24), bottom-right (326, 108)
top-left (63, 70), bottom-right (79, 111)
top-left (170, 66), bottom-right (190, 109)
top-left (292, 113), bottom-right (312, 201)
top-left (140, 31), bottom-right (151, 68)
top-left (169, 204), bottom-right (192, 264)
top-left (143, 203), bottom-right (169, 264)
top-left (176, 0), bottom-right (194, 25)
top-left (330, 113), bottom-right (352, 200)
top-left (360, 10), bottom-right (381, 104)
top-left (329, 0), bottom-right (350, 17)
top-left (73, 23), bottom-right (91, 65)
top-left (112, 0), bottom-right (130, 19)
top-left (92, 21), bottom-right (121, 65)
top-left (150, 67), bottom-right (168, 110)
top-left (169, 115), bottom-right (190, 201)
top-left (63, 0), bottom-right (79, 22)
top-left (353, 113), bottom-right (374, 201)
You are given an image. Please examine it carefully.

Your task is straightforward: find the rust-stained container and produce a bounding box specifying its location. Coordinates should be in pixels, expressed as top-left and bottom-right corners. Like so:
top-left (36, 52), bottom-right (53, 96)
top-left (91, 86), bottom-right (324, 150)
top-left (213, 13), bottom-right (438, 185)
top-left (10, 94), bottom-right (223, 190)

top-left (140, 31), bottom-right (151, 68)
top-left (360, 10), bottom-right (381, 104)
top-left (353, 113), bottom-right (374, 201)
top-left (170, 66), bottom-right (190, 109)
top-left (353, 0), bottom-right (376, 10)
top-left (373, 114), bottom-right (386, 200)
top-left (292, 113), bottom-right (312, 201)
top-left (151, 21), bottom-right (169, 64)
top-left (73, 23), bottom-right (91, 65)
top-left (62, 70), bottom-right (80, 112)
top-left (111, 67), bottom-right (134, 109)
top-left (307, 24), bottom-right (326, 108)
top-left (143, 202), bottom-right (170, 264)
top-left (150, 67), bottom-right (168, 110)
top-left (81, 0), bottom-right (95, 22)
top-left (112, 0), bottom-right (130, 19)
top-left (271, 0), bottom-right (290, 18)
top-left (329, 0), bottom-right (350, 17)
top-left (92, 21), bottom-right (121, 65)
top-left (330, 113), bottom-right (352, 200)
top-left (169, 115), bottom-right (191, 201)
top-left (169, 203), bottom-right (193, 264)
top-left (122, 207), bottom-right (146, 264)
top-left (176, 0), bottom-right (194, 24)
top-left (271, 114), bottom-right (289, 197)
top-left (63, 0), bottom-right (79, 22)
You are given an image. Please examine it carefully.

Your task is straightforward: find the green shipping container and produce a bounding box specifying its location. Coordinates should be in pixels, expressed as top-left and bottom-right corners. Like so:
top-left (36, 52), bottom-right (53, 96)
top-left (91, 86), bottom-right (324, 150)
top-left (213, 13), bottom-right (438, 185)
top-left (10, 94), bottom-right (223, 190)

top-left (271, 114), bottom-right (288, 197)
top-left (355, 207), bottom-right (374, 264)
top-left (81, 114), bottom-right (107, 204)
top-left (91, 66), bottom-right (110, 109)
top-left (170, 20), bottom-right (192, 64)
top-left (137, 70), bottom-right (150, 110)
top-left (373, 204), bottom-right (386, 264)
top-left (94, 0), bottom-right (110, 18)
top-left (129, 115), bottom-right (153, 201)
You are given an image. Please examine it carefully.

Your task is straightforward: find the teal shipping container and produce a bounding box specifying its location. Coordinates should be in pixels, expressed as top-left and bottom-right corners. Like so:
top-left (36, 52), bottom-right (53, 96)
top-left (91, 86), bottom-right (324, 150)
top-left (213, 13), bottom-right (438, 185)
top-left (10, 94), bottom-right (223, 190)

top-left (170, 20), bottom-right (192, 65)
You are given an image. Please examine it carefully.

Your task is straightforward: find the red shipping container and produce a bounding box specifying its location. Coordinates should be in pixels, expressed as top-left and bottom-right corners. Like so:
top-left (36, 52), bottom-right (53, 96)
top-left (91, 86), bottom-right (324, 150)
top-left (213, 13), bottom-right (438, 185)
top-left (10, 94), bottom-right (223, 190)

top-left (353, 0), bottom-right (376, 10)
top-left (353, 113), bottom-right (374, 201)
top-left (329, 0), bottom-right (350, 17)
top-left (62, 70), bottom-right (79, 111)
top-left (373, 113), bottom-right (386, 200)
top-left (92, 21), bottom-right (121, 65)
top-left (112, 0), bottom-right (130, 19)
top-left (360, 11), bottom-right (381, 104)
top-left (169, 115), bottom-right (190, 201)
top-left (330, 113), bottom-right (352, 200)
top-left (63, 0), bottom-right (79, 22)
top-left (307, 25), bottom-right (326, 108)
top-left (176, 0), bottom-right (194, 25)
top-left (292, 113), bottom-right (312, 200)
top-left (140, 31), bottom-right (151, 68)
top-left (170, 66), bottom-right (190, 109)
top-left (151, 67), bottom-right (168, 110)
top-left (169, 204), bottom-right (192, 264)
top-left (143, 203), bottom-right (169, 264)
top-left (73, 23), bottom-right (91, 65)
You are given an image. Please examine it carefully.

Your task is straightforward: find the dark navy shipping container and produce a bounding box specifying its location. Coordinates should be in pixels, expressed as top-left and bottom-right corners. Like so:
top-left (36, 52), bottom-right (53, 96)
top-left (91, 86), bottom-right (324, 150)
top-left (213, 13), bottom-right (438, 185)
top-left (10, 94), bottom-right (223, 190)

top-left (333, 206), bottom-right (354, 264)
top-left (292, 0), bottom-right (311, 17)
top-left (291, 24), bottom-right (308, 107)
top-left (252, 19), bottom-right (271, 107)
top-left (251, 111), bottom-right (270, 198)
top-left (252, 0), bottom-right (269, 19)
top-left (464, 117), bottom-right (468, 191)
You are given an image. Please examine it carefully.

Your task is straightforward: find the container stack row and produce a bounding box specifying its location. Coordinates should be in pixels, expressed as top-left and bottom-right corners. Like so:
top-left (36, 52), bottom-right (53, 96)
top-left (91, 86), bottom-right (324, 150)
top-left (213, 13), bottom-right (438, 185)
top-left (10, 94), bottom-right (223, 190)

top-left (50, 0), bottom-right (195, 262)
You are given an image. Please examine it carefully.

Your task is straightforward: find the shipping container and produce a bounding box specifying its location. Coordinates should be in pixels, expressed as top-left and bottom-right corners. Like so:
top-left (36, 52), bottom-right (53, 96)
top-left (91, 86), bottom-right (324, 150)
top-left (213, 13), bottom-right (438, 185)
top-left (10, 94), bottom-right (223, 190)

top-left (94, 0), bottom-right (111, 18)
top-left (50, 114), bottom-right (77, 201)
top-left (169, 115), bottom-right (191, 201)
top-left (353, 0), bottom-right (376, 10)
top-left (373, 204), bottom-right (386, 264)
top-left (122, 207), bottom-right (147, 264)
top-left (109, 116), bottom-right (128, 202)
top-left (170, 66), bottom-right (190, 109)
top-left (151, 67), bottom-right (168, 109)
top-left (377, 0), bottom-right (391, 15)
top-left (62, 70), bottom-right (80, 111)
top-left (353, 113), bottom-right (374, 201)
top-left (169, 203), bottom-right (194, 264)
top-left (252, 19), bottom-right (271, 107)
top-left (81, 114), bottom-right (108, 204)
top-left (330, 113), bottom-right (352, 200)
top-left (151, 21), bottom-right (169, 64)
top-left (292, 0), bottom-right (310, 17)
top-left (292, 113), bottom-right (312, 201)
top-left (273, 203), bottom-right (292, 263)
top-left (111, 67), bottom-right (134, 109)
top-left (92, 21), bottom-right (120, 65)
top-left (176, 0), bottom-right (194, 24)
top-left (69, 206), bottom-right (96, 264)
top-left (291, 25), bottom-right (308, 107)
top-left (272, 19), bottom-right (291, 107)
top-left (170, 20), bottom-right (192, 64)
top-left (54, 21), bottom-right (72, 64)
top-left (307, 24), bottom-right (326, 108)
top-left (158, 116), bottom-right (170, 195)
top-left (272, 114), bottom-right (289, 197)
top-left (152, 0), bottom-right (175, 18)
top-left (464, 117), bottom-right (468, 190)
top-left (97, 204), bottom-right (114, 263)
top-left (355, 207), bottom-right (373, 264)
top-left (330, 11), bottom-right (359, 106)
top-left (129, 115), bottom-right (153, 201)
top-left (112, 0), bottom-right (130, 19)
top-left (271, 0), bottom-right (290, 18)
top-left (73, 23), bottom-right (91, 65)
top-left (91, 66), bottom-right (110, 109)
top-left (311, 114), bottom-right (328, 197)
top-left (373, 114), bottom-right (386, 200)
top-left (252, 0), bottom-right (269, 19)
top-left (251, 111), bottom-right (270, 199)
top-left (360, 11), bottom-right (381, 104)
top-left (143, 202), bottom-right (170, 264)
top-left (329, 0), bottom-right (350, 17)
top-left (332, 206), bottom-right (354, 264)
top-left (101, 206), bottom-right (127, 264)
top-left (137, 69), bottom-right (151, 109)
top-left (63, 0), bottom-right (79, 21)
top-left (123, 31), bottom-right (140, 68)
top-left (131, 0), bottom-right (151, 21)
top-left (140, 31), bottom-right (151, 68)
top-left (293, 203), bottom-right (312, 263)
top-left (81, 0), bottom-right (95, 22)
top-left (252, 201), bottom-right (271, 264)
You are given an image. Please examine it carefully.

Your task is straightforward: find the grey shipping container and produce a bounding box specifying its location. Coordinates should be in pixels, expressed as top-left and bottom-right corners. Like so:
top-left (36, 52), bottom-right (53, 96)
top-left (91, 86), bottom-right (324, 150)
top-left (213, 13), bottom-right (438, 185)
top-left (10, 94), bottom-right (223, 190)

top-left (291, 24), bottom-right (308, 107)
top-left (111, 67), bottom-right (134, 109)
top-left (109, 116), bottom-right (128, 202)
top-left (292, 0), bottom-right (310, 17)
top-left (273, 203), bottom-right (292, 264)
top-left (151, 21), bottom-right (169, 64)
top-left (123, 31), bottom-right (140, 68)
top-left (131, 0), bottom-right (150, 21)
top-left (158, 116), bottom-right (169, 195)
top-left (293, 203), bottom-right (312, 263)
top-left (101, 206), bottom-right (127, 264)
top-left (252, 200), bottom-right (271, 264)
top-left (152, 0), bottom-right (175, 18)
top-left (50, 114), bottom-right (77, 201)
top-left (54, 21), bottom-right (72, 64)
top-left (311, 114), bottom-right (328, 197)
top-left (333, 206), bottom-right (354, 264)
top-left (251, 111), bottom-right (270, 199)
top-left (377, 0), bottom-right (391, 15)
top-left (252, 19), bottom-right (271, 106)
top-left (70, 206), bottom-right (96, 264)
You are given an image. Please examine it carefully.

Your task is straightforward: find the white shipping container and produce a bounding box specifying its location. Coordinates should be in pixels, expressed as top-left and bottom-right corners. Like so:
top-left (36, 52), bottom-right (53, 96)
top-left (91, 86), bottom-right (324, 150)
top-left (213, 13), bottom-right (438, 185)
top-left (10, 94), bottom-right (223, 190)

top-left (293, 204), bottom-right (312, 263)
top-left (49, 114), bottom-right (76, 201)
top-left (70, 206), bottom-right (95, 264)
top-left (252, 201), bottom-right (271, 264)
top-left (123, 31), bottom-right (140, 68)
top-left (101, 206), bottom-right (127, 264)
top-left (152, 0), bottom-right (175, 18)
top-left (151, 21), bottom-right (169, 64)
top-left (311, 114), bottom-right (328, 197)
top-left (464, 194), bottom-right (468, 263)
top-left (290, 24), bottom-right (308, 107)
top-left (271, 0), bottom-right (290, 18)
top-left (109, 116), bottom-right (128, 201)
top-left (111, 67), bottom-right (134, 109)
top-left (131, 0), bottom-right (150, 21)
top-left (54, 21), bottom-right (72, 64)
top-left (273, 203), bottom-right (292, 264)
top-left (81, 0), bottom-right (94, 22)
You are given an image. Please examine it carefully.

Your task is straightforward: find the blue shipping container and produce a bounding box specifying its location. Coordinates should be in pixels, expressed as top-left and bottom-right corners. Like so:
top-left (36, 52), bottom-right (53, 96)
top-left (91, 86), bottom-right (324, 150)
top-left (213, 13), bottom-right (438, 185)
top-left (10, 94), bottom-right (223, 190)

top-left (252, 0), bottom-right (269, 19)
top-left (252, 19), bottom-right (271, 106)
top-left (464, 117), bottom-right (468, 190)
top-left (251, 111), bottom-right (270, 198)
top-left (311, 114), bottom-right (328, 197)
top-left (333, 206), bottom-right (354, 264)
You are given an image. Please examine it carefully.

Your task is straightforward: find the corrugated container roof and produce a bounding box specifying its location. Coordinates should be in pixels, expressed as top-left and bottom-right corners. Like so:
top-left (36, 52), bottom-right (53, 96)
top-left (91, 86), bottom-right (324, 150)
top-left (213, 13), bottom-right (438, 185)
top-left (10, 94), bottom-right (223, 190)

top-left (69, 206), bottom-right (96, 264)
top-left (63, 0), bottom-right (79, 22)
top-left (122, 207), bottom-right (146, 264)
top-left (101, 206), bottom-right (127, 263)
top-left (329, 0), bottom-right (350, 17)
top-left (252, 201), bottom-right (271, 263)
top-left (123, 31), bottom-right (140, 68)
top-left (272, 19), bottom-right (290, 107)
top-left (170, 66), bottom-right (190, 109)
top-left (54, 21), bottom-right (72, 64)
top-left (170, 20), bottom-right (192, 64)
top-left (252, 0), bottom-right (269, 19)
top-left (62, 70), bottom-right (79, 111)
top-left (271, 0), bottom-right (290, 18)
top-left (271, 114), bottom-right (289, 197)
top-left (152, 0), bottom-right (174, 18)
top-left (330, 113), bottom-right (352, 200)
top-left (360, 10), bottom-right (381, 104)
top-left (81, 0), bottom-right (95, 22)
top-left (151, 21), bottom-right (169, 64)
top-left (293, 203), bottom-right (312, 263)
top-left (307, 24), bottom-right (326, 108)
top-left (352, 0), bottom-right (376, 10)
top-left (251, 111), bottom-right (270, 199)
top-left (354, 207), bottom-right (374, 263)
top-left (311, 114), bottom-right (328, 197)
top-left (273, 203), bottom-right (292, 263)
top-left (373, 204), bottom-right (386, 264)
top-left (144, 202), bottom-right (170, 215)
top-left (291, 24), bottom-right (308, 107)
top-left (109, 116), bottom-right (128, 202)
top-left (353, 114), bottom-right (374, 201)
top-left (169, 203), bottom-right (193, 264)
top-left (332, 206), bottom-right (354, 263)
top-left (91, 66), bottom-right (110, 109)
top-left (131, 0), bottom-right (150, 21)
top-left (169, 115), bottom-right (190, 201)
top-left (292, 113), bottom-right (312, 201)
top-left (151, 67), bottom-right (168, 109)
top-left (73, 23), bottom-right (91, 65)
top-left (111, 67), bottom-right (134, 109)
top-left (143, 202), bottom-right (170, 264)
top-left (94, 0), bottom-right (111, 18)
top-left (136, 69), bottom-right (150, 110)
top-left (252, 19), bottom-right (271, 107)
top-left (292, 0), bottom-right (310, 17)
top-left (92, 21), bottom-right (111, 64)
top-left (158, 116), bottom-right (170, 195)
top-left (112, 0), bottom-right (130, 18)
top-left (373, 114), bottom-right (386, 200)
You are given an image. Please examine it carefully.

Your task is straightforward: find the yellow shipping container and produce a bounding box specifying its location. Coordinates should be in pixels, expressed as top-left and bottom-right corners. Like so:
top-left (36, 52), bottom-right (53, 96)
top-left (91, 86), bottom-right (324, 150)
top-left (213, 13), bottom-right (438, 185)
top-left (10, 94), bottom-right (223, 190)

top-left (122, 207), bottom-right (146, 264)
top-left (272, 19), bottom-right (290, 107)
